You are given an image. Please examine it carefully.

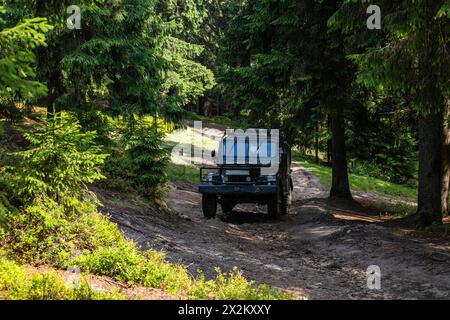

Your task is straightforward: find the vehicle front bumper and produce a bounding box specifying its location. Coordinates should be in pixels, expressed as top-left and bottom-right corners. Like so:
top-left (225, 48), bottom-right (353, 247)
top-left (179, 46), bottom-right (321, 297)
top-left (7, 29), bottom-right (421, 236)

top-left (198, 184), bottom-right (277, 195)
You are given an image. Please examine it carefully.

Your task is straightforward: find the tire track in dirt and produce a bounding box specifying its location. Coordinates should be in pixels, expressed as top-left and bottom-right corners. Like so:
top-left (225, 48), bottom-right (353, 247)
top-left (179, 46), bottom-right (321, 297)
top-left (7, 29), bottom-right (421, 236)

top-left (98, 163), bottom-right (450, 300)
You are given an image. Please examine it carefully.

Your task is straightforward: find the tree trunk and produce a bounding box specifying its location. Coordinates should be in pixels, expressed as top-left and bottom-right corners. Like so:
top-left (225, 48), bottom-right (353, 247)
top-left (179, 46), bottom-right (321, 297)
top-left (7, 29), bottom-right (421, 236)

top-left (442, 102), bottom-right (450, 217)
top-left (417, 111), bottom-right (443, 227)
top-left (417, 49), bottom-right (445, 228)
top-left (327, 116), bottom-right (331, 165)
top-left (74, 72), bottom-right (83, 108)
top-left (315, 122), bottom-right (319, 164)
top-left (46, 69), bottom-right (63, 117)
top-left (330, 105), bottom-right (352, 199)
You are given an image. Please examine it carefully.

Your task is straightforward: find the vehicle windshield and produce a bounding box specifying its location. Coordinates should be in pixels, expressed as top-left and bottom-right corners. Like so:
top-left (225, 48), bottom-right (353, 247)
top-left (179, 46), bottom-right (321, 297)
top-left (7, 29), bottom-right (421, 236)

top-left (219, 137), bottom-right (277, 165)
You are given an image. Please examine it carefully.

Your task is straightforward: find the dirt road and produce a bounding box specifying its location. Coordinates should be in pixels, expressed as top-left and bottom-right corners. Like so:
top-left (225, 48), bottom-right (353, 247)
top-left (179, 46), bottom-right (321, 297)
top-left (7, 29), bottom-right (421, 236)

top-left (98, 163), bottom-right (450, 300)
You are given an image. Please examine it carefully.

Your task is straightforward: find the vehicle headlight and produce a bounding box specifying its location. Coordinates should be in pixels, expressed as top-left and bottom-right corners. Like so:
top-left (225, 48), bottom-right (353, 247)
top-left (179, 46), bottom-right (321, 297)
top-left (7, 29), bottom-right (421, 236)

top-left (266, 175), bottom-right (277, 183)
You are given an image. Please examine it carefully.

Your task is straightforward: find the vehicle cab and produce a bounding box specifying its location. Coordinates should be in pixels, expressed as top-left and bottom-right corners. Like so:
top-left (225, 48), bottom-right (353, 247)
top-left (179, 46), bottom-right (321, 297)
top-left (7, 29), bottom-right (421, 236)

top-left (198, 129), bottom-right (292, 219)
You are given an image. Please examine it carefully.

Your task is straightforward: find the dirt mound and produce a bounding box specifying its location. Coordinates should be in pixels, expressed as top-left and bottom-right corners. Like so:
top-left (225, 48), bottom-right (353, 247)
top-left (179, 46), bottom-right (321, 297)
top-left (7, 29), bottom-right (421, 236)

top-left (293, 200), bottom-right (335, 224)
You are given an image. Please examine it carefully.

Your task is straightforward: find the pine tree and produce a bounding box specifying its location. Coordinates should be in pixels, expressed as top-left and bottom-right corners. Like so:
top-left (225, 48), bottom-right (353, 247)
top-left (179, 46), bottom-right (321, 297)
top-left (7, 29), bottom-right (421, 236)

top-left (331, 0), bottom-right (450, 227)
top-left (0, 5), bottom-right (51, 107)
top-left (219, 0), bottom-right (354, 199)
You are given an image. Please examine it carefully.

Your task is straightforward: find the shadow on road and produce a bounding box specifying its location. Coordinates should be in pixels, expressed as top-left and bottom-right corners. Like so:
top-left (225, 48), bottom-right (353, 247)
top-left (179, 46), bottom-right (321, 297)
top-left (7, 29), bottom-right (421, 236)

top-left (218, 210), bottom-right (287, 224)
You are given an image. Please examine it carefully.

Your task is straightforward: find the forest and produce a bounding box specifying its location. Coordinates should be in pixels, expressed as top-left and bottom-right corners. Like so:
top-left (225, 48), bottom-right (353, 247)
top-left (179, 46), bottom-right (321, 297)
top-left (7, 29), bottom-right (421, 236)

top-left (0, 0), bottom-right (449, 301)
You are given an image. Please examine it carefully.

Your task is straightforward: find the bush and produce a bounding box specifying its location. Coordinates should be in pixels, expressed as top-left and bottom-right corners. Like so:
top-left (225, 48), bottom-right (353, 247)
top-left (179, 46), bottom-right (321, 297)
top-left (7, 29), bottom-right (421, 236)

top-left (74, 244), bottom-right (289, 300)
top-left (0, 112), bottom-right (108, 207)
top-left (0, 112), bottom-right (288, 300)
top-left (5, 199), bottom-right (123, 266)
top-left (0, 193), bottom-right (18, 231)
top-left (125, 128), bottom-right (169, 198)
top-left (76, 109), bottom-right (113, 146)
top-left (349, 160), bottom-right (417, 185)
top-left (73, 243), bottom-right (191, 295)
top-left (0, 111), bottom-right (112, 264)
top-left (0, 121), bottom-right (4, 139)
top-left (0, 253), bottom-right (123, 300)
top-left (104, 121), bottom-right (169, 199)
top-left (187, 268), bottom-right (288, 300)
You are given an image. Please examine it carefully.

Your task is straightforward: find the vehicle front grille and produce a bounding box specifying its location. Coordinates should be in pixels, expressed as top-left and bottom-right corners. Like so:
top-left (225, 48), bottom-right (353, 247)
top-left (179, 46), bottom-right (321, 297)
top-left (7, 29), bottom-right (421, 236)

top-left (228, 176), bottom-right (252, 183)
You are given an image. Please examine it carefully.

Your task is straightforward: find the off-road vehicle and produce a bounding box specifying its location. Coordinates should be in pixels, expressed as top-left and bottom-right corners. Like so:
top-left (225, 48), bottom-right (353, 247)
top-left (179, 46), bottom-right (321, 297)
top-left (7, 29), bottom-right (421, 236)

top-left (198, 129), bottom-right (293, 219)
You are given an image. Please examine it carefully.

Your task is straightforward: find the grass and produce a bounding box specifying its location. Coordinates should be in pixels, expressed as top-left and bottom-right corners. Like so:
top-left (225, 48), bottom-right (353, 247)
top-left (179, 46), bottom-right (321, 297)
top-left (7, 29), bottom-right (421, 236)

top-left (165, 124), bottom-right (219, 183)
top-left (166, 163), bottom-right (200, 183)
top-left (73, 243), bottom-right (289, 300)
top-left (292, 152), bottom-right (417, 199)
top-left (425, 223), bottom-right (450, 237)
top-left (0, 112), bottom-right (291, 300)
top-left (373, 201), bottom-right (417, 218)
top-left (1, 201), bottom-right (290, 300)
top-left (1, 197), bottom-right (290, 300)
top-left (1, 194), bottom-right (289, 300)
top-left (0, 251), bottom-right (124, 300)
top-left (186, 113), bottom-right (251, 129)
top-left (164, 125), bottom-right (416, 200)
top-left (164, 122), bottom-right (416, 201)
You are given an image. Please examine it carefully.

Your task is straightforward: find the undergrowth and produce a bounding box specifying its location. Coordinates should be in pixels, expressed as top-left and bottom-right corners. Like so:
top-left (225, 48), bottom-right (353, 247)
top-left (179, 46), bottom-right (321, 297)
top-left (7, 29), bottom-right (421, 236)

top-left (0, 112), bottom-right (289, 300)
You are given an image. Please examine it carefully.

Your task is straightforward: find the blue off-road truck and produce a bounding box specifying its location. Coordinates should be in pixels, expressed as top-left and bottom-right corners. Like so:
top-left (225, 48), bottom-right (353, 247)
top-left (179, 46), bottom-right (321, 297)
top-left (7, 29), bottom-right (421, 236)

top-left (198, 129), bottom-right (293, 219)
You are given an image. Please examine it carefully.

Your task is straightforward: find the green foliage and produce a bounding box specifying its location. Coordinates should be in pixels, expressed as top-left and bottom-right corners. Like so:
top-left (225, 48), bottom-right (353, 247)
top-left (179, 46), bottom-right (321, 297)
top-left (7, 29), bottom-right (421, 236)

top-left (425, 223), bottom-right (450, 237)
top-left (331, 0), bottom-right (449, 225)
top-left (345, 101), bottom-right (418, 184)
top-left (4, 193), bottom-right (287, 299)
top-left (0, 111), bottom-right (110, 264)
top-left (73, 242), bottom-right (191, 294)
top-left (0, 252), bottom-right (123, 300)
top-left (104, 120), bottom-right (169, 199)
top-left (349, 160), bottom-right (417, 186)
top-left (437, 0), bottom-right (450, 18)
top-left (0, 112), bottom-right (108, 207)
top-left (75, 110), bottom-right (113, 146)
top-left (219, 0), bottom-right (424, 189)
top-left (74, 243), bottom-right (289, 300)
top-left (186, 113), bottom-right (251, 129)
top-left (3, 184), bottom-right (288, 299)
top-left (124, 126), bottom-right (169, 198)
top-left (166, 163), bottom-right (200, 183)
top-left (4, 0), bottom-right (216, 123)
top-left (0, 193), bottom-right (18, 230)
top-left (219, 0), bottom-right (355, 144)
top-left (3, 195), bottom-right (287, 299)
top-left (331, 0), bottom-right (449, 114)
top-left (154, 0), bottom-right (219, 107)
top-left (0, 5), bottom-right (51, 101)
top-left (6, 199), bottom-right (113, 265)
top-left (188, 267), bottom-right (288, 300)
top-left (293, 152), bottom-right (417, 199)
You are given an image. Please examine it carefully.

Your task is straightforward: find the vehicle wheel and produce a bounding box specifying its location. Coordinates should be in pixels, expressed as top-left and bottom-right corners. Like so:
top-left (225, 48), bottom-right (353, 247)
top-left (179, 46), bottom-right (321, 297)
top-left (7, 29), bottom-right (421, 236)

top-left (267, 190), bottom-right (281, 219)
top-left (280, 191), bottom-right (290, 215)
top-left (202, 194), bottom-right (217, 219)
top-left (221, 201), bottom-right (235, 213)
top-left (281, 179), bottom-right (292, 215)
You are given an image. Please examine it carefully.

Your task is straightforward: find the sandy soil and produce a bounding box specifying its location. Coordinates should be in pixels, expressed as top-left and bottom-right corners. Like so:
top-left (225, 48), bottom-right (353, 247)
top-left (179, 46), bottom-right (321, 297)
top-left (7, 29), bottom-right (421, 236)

top-left (97, 164), bottom-right (450, 300)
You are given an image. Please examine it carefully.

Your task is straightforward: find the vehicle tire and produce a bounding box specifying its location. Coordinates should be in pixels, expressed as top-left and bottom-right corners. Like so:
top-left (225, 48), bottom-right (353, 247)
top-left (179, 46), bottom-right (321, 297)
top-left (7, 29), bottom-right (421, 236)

top-left (202, 194), bottom-right (217, 219)
top-left (221, 201), bottom-right (235, 213)
top-left (267, 190), bottom-right (281, 219)
top-left (281, 178), bottom-right (292, 215)
top-left (280, 191), bottom-right (290, 215)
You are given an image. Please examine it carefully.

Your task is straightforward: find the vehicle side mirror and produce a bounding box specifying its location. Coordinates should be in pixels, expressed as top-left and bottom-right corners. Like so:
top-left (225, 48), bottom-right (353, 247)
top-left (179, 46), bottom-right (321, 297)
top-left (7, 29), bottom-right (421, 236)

top-left (211, 150), bottom-right (216, 158)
